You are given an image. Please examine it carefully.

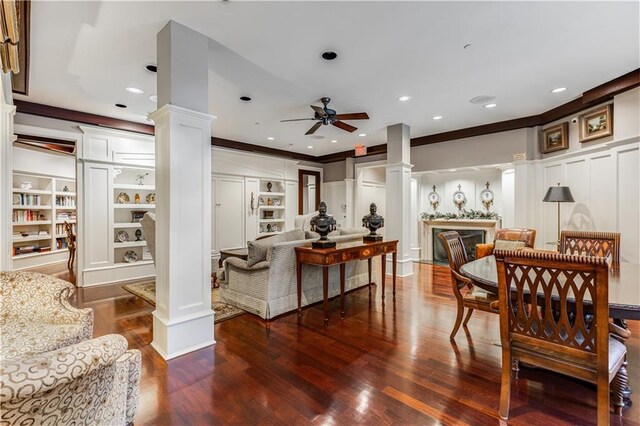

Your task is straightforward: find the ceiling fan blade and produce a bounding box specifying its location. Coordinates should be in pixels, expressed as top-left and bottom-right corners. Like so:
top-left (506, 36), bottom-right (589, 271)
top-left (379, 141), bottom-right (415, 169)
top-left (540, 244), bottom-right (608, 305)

top-left (310, 105), bottom-right (327, 117)
top-left (305, 121), bottom-right (323, 135)
top-left (332, 120), bottom-right (357, 133)
top-left (335, 112), bottom-right (369, 120)
top-left (280, 118), bottom-right (317, 122)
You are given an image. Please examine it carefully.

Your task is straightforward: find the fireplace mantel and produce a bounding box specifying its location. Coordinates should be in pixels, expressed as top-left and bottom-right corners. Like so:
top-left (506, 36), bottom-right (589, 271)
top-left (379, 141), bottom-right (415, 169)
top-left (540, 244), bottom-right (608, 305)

top-left (421, 218), bottom-right (501, 261)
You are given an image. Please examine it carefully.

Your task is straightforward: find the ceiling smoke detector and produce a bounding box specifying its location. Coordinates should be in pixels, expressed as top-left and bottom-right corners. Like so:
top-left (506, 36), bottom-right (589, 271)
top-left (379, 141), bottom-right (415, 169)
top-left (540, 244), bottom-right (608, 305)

top-left (470, 95), bottom-right (496, 104)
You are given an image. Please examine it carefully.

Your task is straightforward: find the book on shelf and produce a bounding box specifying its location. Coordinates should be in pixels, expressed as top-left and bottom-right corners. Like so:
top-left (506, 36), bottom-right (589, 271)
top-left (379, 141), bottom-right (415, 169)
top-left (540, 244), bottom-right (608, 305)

top-left (13, 193), bottom-right (42, 206)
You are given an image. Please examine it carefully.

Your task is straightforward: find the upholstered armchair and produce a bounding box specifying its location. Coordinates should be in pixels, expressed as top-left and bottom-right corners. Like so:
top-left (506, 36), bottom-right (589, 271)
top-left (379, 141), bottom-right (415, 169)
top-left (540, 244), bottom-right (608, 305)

top-left (475, 228), bottom-right (536, 259)
top-left (0, 334), bottom-right (141, 426)
top-left (0, 271), bottom-right (93, 362)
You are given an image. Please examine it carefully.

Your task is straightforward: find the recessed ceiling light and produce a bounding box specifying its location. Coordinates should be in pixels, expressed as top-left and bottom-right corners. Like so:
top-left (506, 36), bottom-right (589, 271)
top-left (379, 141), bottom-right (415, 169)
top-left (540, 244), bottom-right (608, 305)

top-left (550, 87), bottom-right (567, 93)
top-left (125, 87), bottom-right (144, 95)
top-left (267, 137), bottom-right (275, 141)
top-left (432, 115), bottom-right (443, 120)
top-left (307, 145), bottom-right (314, 149)
top-left (470, 95), bottom-right (496, 104)
top-left (321, 50), bottom-right (338, 61)
top-left (240, 96), bottom-right (252, 102)
top-left (115, 103), bottom-right (127, 109)
top-left (331, 140), bottom-right (338, 143)
top-left (398, 96), bottom-right (411, 102)
top-left (484, 103), bottom-right (497, 109)
top-left (145, 64), bottom-right (157, 73)
top-left (148, 94), bottom-right (157, 102)
top-left (358, 133), bottom-right (366, 137)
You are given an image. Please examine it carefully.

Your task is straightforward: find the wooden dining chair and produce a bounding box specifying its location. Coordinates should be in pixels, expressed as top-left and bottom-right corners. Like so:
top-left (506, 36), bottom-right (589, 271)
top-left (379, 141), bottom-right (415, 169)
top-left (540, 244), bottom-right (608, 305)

top-left (438, 231), bottom-right (498, 340)
top-left (560, 230), bottom-right (620, 263)
top-left (495, 249), bottom-right (627, 424)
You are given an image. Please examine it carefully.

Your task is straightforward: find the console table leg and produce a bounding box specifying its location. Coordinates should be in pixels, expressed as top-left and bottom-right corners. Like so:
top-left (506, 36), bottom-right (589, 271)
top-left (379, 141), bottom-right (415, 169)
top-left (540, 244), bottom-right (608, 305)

top-left (368, 258), bottom-right (372, 293)
top-left (340, 263), bottom-right (346, 318)
top-left (323, 266), bottom-right (329, 324)
top-left (297, 261), bottom-right (302, 317)
top-left (392, 251), bottom-right (397, 299)
top-left (381, 254), bottom-right (387, 300)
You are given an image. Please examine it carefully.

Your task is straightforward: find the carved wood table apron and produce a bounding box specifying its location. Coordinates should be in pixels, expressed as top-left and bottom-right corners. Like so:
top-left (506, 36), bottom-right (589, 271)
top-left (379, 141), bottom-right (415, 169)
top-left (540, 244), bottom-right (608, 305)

top-left (295, 239), bottom-right (398, 323)
top-left (461, 255), bottom-right (640, 402)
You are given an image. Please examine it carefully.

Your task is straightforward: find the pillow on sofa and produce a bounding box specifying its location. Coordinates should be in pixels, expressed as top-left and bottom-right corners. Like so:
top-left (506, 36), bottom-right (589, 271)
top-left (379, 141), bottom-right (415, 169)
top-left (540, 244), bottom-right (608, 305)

top-left (247, 229), bottom-right (305, 266)
top-left (340, 227), bottom-right (369, 236)
top-left (305, 230), bottom-right (340, 239)
top-left (494, 239), bottom-right (526, 251)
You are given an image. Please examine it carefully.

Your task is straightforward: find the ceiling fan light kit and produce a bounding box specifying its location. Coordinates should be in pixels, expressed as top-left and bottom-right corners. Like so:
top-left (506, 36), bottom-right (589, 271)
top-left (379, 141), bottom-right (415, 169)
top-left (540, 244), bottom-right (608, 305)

top-left (281, 97), bottom-right (369, 135)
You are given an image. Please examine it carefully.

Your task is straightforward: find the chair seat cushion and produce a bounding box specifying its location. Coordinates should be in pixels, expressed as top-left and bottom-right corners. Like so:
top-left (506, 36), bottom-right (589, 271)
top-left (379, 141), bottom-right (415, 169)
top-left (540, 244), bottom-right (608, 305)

top-left (0, 320), bottom-right (89, 362)
top-left (463, 287), bottom-right (498, 304)
top-left (514, 336), bottom-right (627, 376)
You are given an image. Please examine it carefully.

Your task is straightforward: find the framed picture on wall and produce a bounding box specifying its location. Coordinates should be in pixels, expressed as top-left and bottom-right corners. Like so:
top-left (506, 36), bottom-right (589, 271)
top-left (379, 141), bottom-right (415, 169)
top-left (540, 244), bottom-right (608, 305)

top-left (579, 104), bottom-right (613, 143)
top-left (541, 122), bottom-right (568, 154)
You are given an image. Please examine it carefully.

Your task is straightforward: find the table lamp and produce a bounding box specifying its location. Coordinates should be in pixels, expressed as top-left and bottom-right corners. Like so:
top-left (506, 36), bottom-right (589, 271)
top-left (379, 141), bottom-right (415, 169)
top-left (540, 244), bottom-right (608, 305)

top-left (543, 183), bottom-right (575, 248)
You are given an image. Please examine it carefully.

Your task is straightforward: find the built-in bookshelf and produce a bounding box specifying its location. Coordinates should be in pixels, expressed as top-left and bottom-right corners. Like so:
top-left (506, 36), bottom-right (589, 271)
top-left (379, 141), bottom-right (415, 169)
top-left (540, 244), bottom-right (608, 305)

top-left (12, 173), bottom-right (76, 262)
top-left (257, 179), bottom-right (285, 237)
top-left (112, 166), bottom-right (155, 265)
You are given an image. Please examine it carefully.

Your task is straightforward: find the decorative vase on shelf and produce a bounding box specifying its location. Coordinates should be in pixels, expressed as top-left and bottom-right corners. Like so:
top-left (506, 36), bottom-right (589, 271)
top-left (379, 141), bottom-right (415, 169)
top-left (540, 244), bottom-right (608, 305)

top-left (266, 182), bottom-right (273, 192)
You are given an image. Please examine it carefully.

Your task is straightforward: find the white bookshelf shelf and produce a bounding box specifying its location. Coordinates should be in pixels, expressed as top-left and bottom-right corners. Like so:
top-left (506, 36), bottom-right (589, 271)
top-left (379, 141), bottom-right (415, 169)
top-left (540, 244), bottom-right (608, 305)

top-left (258, 219), bottom-right (285, 223)
top-left (56, 206), bottom-right (76, 210)
top-left (114, 223), bottom-right (142, 229)
top-left (12, 235), bottom-right (52, 242)
top-left (114, 241), bottom-right (147, 248)
top-left (12, 188), bottom-right (50, 195)
top-left (259, 192), bottom-right (285, 197)
top-left (113, 184), bottom-right (155, 191)
top-left (13, 220), bottom-right (52, 225)
top-left (114, 204), bottom-right (155, 209)
top-left (12, 205), bottom-right (51, 210)
top-left (55, 220), bottom-right (76, 224)
top-left (259, 206), bottom-right (285, 210)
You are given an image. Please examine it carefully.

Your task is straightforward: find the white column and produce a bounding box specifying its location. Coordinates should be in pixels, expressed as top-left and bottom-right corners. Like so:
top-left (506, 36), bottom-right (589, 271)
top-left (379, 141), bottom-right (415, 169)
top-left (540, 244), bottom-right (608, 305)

top-left (344, 158), bottom-right (355, 228)
top-left (385, 123), bottom-right (413, 277)
top-left (149, 21), bottom-right (215, 360)
top-left (0, 74), bottom-right (16, 271)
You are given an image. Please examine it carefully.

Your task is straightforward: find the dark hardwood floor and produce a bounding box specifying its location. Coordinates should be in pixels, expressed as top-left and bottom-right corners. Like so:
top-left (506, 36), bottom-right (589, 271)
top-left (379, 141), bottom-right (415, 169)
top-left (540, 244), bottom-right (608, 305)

top-left (30, 263), bottom-right (639, 425)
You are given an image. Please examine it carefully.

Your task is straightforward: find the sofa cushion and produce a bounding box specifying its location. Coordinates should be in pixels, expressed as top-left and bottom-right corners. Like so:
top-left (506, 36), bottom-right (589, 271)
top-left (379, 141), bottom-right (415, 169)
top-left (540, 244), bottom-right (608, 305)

top-left (340, 227), bottom-right (369, 236)
top-left (305, 230), bottom-right (340, 239)
top-left (0, 320), bottom-right (90, 361)
top-left (247, 229), bottom-right (305, 266)
top-left (494, 239), bottom-right (527, 251)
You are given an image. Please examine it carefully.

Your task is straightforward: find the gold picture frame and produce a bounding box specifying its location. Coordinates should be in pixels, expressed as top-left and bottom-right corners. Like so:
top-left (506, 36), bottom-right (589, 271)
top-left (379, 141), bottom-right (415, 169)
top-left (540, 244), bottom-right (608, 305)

top-left (541, 122), bottom-right (568, 154)
top-left (579, 104), bottom-right (613, 143)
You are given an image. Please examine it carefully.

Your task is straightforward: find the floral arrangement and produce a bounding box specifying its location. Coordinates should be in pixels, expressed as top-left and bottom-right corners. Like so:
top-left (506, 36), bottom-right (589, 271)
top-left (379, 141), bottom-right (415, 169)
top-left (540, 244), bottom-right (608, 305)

top-left (420, 209), bottom-right (501, 221)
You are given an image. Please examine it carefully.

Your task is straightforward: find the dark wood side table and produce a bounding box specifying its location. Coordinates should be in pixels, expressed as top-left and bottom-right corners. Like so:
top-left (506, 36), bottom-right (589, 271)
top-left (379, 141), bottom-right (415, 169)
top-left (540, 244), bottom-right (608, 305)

top-left (213, 248), bottom-right (249, 288)
top-left (295, 239), bottom-right (398, 323)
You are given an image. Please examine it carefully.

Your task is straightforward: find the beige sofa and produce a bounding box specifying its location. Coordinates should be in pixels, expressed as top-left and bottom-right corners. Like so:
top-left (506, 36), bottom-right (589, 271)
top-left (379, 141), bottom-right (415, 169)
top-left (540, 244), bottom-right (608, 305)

top-left (220, 228), bottom-right (373, 319)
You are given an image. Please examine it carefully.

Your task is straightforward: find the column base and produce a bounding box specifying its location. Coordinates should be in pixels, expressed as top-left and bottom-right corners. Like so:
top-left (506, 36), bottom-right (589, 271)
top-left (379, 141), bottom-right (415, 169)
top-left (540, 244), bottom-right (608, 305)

top-left (387, 257), bottom-right (414, 277)
top-left (151, 309), bottom-right (215, 360)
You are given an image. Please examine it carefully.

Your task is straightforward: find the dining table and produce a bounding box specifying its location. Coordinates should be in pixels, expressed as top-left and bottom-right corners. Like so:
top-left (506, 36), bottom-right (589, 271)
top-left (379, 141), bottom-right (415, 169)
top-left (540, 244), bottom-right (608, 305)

top-left (460, 255), bottom-right (640, 321)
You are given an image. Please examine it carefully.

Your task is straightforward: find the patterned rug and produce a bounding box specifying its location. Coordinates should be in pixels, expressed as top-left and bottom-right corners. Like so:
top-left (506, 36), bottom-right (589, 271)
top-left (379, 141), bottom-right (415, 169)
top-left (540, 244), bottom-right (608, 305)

top-left (122, 281), bottom-right (245, 324)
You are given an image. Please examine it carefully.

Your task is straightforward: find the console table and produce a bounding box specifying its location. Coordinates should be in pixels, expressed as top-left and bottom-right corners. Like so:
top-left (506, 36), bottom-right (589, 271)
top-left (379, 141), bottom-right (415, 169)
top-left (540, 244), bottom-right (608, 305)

top-left (295, 239), bottom-right (398, 323)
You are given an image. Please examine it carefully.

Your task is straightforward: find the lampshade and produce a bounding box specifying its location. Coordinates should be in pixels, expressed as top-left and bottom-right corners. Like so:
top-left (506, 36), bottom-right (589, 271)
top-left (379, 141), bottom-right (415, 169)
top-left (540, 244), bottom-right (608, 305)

top-left (543, 184), bottom-right (575, 203)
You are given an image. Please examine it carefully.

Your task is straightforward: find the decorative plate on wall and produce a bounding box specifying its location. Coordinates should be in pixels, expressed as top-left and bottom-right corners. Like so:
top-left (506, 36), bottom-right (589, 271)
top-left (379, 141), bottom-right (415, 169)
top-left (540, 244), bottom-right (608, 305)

top-left (480, 182), bottom-right (494, 211)
top-left (453, 184), bottom-right (467, 211)
top-left (145, 193), bottom-right (156, 204)
top-left (116, 192), bottom-right (130, 204)
top-left (116, 230), bottom-right (129, 243)
top-left (428, 185), bottom-right (440, 211)
top-left (124, 250), bottom-right (138, 263)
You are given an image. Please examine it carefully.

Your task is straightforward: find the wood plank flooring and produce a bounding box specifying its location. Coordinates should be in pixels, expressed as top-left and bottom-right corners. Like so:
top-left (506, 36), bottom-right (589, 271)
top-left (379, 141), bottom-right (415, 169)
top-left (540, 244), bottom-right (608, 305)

top-left (31, 263), bottom-right (639, 425)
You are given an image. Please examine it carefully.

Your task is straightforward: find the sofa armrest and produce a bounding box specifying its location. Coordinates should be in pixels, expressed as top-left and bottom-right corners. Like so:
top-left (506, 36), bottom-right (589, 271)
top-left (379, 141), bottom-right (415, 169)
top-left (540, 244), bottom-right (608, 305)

top-left (475, 243), bottom-right (494, 259)
top-left (121, 349), bottom-right (142, 424)
top-left (226, 257), bottom-right (270, 271)
top-left (0, 334), bottom-right (128, 402)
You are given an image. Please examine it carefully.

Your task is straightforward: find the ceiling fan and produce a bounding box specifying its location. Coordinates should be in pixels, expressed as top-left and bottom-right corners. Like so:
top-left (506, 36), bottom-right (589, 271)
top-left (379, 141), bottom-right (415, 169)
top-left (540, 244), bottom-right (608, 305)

top-left (280, 97), bottom-right (369, 135)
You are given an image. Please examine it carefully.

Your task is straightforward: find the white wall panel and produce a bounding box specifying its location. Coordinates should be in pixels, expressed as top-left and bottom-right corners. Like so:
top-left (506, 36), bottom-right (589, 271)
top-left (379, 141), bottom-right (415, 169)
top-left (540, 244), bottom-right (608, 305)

top-left (617, 147), bottom-right (639, 262)
top-left (588, 154), bottom-right (615, 232)
top-left (83, 163), bottom-right (112, 267)
top-left (212, 176), bottom-right (245, 251)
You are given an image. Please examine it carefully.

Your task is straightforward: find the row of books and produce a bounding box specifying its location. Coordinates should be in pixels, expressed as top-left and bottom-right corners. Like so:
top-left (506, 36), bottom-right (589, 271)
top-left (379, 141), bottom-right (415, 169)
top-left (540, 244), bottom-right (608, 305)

top-left (56, 212), bottom-right (77, 221)
top-left (13, 245), bottom-right (51, 255)
top-left (13, 194), bottom-right (43, 206)
top-left (55, 223), bottom-right (76, 235)
top-left (12, 210), bottom-right (47, 222)
top-left (55, 196), bottom-right (76, 207)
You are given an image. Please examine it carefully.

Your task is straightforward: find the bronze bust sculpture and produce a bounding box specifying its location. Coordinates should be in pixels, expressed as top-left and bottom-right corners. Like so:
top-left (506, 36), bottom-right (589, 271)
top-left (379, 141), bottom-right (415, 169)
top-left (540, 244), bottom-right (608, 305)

top-left (362, 203), bottom-right (384, 242)
top-left (310, 201), bottom-right (337, 248)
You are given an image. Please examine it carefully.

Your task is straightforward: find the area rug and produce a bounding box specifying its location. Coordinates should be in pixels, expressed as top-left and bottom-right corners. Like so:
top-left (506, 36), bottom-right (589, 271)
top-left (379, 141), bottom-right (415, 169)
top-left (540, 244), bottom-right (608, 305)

top-left (122, 281), bottom-right (245, 324)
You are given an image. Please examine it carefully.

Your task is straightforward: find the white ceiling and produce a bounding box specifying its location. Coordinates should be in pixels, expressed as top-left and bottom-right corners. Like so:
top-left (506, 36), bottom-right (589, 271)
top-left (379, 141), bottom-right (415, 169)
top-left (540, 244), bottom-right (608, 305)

top-left (16, 1), bottom-right (640, 157)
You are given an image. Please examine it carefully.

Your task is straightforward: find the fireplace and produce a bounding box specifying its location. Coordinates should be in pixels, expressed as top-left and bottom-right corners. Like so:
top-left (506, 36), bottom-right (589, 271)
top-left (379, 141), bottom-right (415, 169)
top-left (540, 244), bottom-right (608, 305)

top-left (432, 228), bottom-right (485, 264)
top-left (421, 218), bottom-right (500, 262)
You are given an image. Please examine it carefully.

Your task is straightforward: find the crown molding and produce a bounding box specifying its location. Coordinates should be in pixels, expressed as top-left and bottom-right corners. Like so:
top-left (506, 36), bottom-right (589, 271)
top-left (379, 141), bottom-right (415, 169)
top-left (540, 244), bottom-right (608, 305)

top-left (14, 68), bottom-right (639, 165)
